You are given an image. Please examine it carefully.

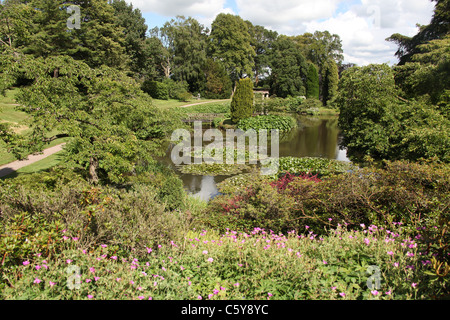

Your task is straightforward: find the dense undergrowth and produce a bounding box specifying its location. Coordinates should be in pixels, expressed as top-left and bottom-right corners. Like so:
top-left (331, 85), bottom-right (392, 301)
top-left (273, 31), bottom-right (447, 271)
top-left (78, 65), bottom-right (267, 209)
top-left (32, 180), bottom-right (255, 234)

top-left (1, 159), bottom-right (449, 299)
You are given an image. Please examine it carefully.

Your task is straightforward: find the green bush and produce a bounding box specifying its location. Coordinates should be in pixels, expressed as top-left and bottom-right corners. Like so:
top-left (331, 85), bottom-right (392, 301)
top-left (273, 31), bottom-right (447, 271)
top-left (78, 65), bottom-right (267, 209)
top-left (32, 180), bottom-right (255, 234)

top-left (201, 160), bottom-right (449, 236)
top-left (141, 80), bottom-right (169, 100)
top-left (237, 115), bottom-right (297, 132)
top-left (230, 78), bottom-right (254, 123)
top-left (0, 169), bottom-right (192, 265)
top-left (162, 78), bottom-right (190, 100)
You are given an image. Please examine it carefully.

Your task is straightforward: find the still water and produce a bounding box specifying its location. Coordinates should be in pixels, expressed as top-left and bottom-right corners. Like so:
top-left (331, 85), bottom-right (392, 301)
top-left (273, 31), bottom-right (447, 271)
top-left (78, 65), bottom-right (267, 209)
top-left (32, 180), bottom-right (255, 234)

top-left (164, 115), bottom-right (349, 201)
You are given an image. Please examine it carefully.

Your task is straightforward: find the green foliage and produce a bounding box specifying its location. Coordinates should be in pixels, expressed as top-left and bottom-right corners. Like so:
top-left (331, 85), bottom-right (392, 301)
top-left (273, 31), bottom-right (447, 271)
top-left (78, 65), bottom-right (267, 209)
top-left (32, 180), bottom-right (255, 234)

top-left (306, 63), bottom-right (320, 99)
top-left (292, 31), bottom-right (344, 68)
top-left (179, 163), bottom-right (251, 176)
top-left (142, 80), bottom-right (169, 100)
top-left (247, 23), bottom-right (278, 86)
top-left (386, 0), bottom-right (449, 65)
top-left (157, 16), bottom-right (208, 92)
top-left (321, 59), bottom-right (339, 106)
top-left (276, 157), bottom-right (354, 177)
top-left (202, 58), bottom-right (232, 99)
top-left (393, 35), bottom-right (450, 106)
top-left (237, 115), bottom-right (297, 132)
top-left (269, 36), bottom-right (308, 98)
top-left (0, 168), bottom-right (192, 262)
top-left (230, 78), bottom-right (254, 123)
top-left (208, 13), bottom-right (256, 82)
top-left (337, 63), bottom-right (450, 163)
top-left (203, 160), bottom-right (449, 237)
top-left (162, 78), bottom-right (190, 100)
top-left (6, 55), bottom-right (182, 184)
top-left (3, 224), bottom-right (445, 300)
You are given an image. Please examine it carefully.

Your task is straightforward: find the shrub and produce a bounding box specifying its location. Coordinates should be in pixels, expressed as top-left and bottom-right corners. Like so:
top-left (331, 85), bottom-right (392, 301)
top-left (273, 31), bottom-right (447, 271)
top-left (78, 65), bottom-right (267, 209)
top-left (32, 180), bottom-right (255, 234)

top-left (177, 91), bottom-right (192, 102)
top-left (201, 160), bottom-right (449, 236)
top-left (237, 115), bottom-right (297, 132)
top-left (162, 78), bottom-right (190, 100)
top-left (141, 80), bottom-right (169, 100)
top-left (230, 78), bottom-right (254, 123)
top-left (306, 63), bottom-right (320, 99)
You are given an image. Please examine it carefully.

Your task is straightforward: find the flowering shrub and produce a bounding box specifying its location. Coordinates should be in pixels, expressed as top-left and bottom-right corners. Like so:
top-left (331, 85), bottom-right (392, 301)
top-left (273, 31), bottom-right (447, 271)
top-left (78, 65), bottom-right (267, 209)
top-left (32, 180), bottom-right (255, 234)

top-left (2, 224), bottom-right (446, 300)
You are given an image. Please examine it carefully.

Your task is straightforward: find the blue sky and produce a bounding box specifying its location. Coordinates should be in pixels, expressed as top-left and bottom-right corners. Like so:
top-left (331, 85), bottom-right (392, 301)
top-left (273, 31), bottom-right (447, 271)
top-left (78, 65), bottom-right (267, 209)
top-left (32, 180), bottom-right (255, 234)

top-left (130, 0), bottom-right (435, 66)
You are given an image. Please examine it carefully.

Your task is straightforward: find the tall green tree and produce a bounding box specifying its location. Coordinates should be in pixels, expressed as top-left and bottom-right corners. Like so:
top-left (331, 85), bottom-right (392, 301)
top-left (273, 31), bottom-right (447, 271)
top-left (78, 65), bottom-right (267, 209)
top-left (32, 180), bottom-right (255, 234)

top-left (230, 78), bottom-right (254, 123)
top-left (158, 16), bottom-right (208, 93)
top-left (321, 59), bottom-right (339, 106)
top-left (208, 13), bottom-right (255, 83)
top-left (22, 0), bottom-right (128, 69)
top-left (336, 64), bottom-right (450, 163)
top-left (246, 22), bottom-right (278, 87)
top-left (293, 31), bottom-right (344, 67)
top-left (111, 0), bottom-right (149, 77)
top-left (202, 58), bottom-right (232, 99)
top-left (269, 36), bottom-right (308, 98)
top-left (305, 63), bottom-right (319, 99)
top-left (387, 0), bottom-right (449, 65)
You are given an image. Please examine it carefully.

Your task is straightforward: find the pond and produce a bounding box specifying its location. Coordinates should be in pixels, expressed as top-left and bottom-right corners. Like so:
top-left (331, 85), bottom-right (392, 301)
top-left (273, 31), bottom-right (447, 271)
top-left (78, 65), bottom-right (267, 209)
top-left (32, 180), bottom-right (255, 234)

top-left (162, 115), bottom-right (349, 201)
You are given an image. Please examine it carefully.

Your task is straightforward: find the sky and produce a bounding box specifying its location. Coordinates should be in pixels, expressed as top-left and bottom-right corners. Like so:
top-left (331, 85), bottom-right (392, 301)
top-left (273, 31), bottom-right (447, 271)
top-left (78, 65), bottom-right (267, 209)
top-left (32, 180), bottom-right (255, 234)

top-left (126, 0), bottom-right (436, 66)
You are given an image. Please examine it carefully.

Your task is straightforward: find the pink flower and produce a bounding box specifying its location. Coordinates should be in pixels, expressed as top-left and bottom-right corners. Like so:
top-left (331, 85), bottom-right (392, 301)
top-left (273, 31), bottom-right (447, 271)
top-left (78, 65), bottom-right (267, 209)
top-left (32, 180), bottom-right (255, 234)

top-left (198, 295), bottom-right (203, 300)
top-left (87, 295), bottom-right (93, 299)
top-left (385, 290), bottom-right (392, 295)
top-left (86, 279), bottom-right (92, 283)
top-left (34, 278), bottom-right (41, 284)
top-left (387, 251), bottom-right (394, 255)
top-left (49, 281), bottom-right (56, 287)
top-left (116, 278), bottom-right (121, 282)
top-left (66, 259), bottom-right (72, 264)
top-left (110, 256), bottom-right (117, 260)
top-left (268, 292), bottom-right (273, 297)
top-left (323, 260), bottom-right (328, 265)
top-left (234, 283), bottom-right (240, 287)
top-left (72, 237), bottom-right (79, 241)
top-left (130, 280), bottom-right (135, 285)
top-left (339, 292), bottom-right (346, 297)
top-left (101, 244), bottom-right (107, 248)
top-left (35, 265), bottom-right (41, 270)
top-left (146, 247), bottom-right (152, 253)
top-left (331, 286), bottom-right (337, 291)
top-left (89, 267), bottom-right (95, 273)
top-left (412, 283), bottom-right (417, 288)
top-left (207, 258), bottom-right (214, 263)
top-left (393, 262), bottom-right (399, 267)
top-left (364, 238), bottom-right (370, 245)
top-left (202, 250), bottom-right (208, 255)
top-left (371, 290), bottom-right (379, 296)
top-left (138, 296), bottom-right (145, 300)
top-left (94, 277), bottom-right (100, 281)
top-left (23, 261), bottom-right (30, 266)
top-left (63, 236), bottom-right (69, 241)
top-left (208, 294), bottom-right (213, 299)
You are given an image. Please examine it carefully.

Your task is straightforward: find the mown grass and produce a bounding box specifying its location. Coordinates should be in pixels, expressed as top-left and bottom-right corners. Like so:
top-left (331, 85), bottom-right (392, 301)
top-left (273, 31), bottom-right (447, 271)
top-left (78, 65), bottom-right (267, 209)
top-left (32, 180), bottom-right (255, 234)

top-left (0, 89), bottom-right (69, 168)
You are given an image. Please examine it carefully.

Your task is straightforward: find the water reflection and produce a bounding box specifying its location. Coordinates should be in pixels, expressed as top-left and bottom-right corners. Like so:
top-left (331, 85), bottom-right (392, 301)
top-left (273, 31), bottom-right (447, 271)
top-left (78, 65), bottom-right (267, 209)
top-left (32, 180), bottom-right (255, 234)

top-left (167, 115), bottom-right (349, 200)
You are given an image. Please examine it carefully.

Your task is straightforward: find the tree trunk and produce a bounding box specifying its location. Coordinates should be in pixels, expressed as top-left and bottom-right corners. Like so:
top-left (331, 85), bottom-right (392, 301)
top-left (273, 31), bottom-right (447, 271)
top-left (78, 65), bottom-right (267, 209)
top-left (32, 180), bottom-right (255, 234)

top-left (89, 157), bottom-right (99, 184)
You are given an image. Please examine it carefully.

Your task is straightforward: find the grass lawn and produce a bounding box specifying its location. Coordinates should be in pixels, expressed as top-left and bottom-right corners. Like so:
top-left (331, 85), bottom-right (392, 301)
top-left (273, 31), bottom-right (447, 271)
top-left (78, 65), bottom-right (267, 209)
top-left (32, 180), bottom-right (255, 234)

top-left (0, 151), bottom-right (65, 180)
top-left (0, 88), bottom-right (69, 168)
top-left (152, 98), bottom-right (230, 110)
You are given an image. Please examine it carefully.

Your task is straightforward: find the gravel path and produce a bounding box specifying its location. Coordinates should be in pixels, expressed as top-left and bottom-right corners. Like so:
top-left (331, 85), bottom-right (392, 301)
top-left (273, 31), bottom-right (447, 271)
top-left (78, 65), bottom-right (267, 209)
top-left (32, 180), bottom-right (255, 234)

top-left (0, 143), bottom-right (66, 178)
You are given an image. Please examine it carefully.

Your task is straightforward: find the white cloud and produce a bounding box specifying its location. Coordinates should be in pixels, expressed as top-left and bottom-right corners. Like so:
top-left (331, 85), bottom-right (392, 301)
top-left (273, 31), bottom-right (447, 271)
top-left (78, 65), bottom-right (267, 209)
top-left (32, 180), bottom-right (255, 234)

top-left (128, 0), bottom-right (436, 65)
top-left (128, 0), bottom-right (229, 18)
